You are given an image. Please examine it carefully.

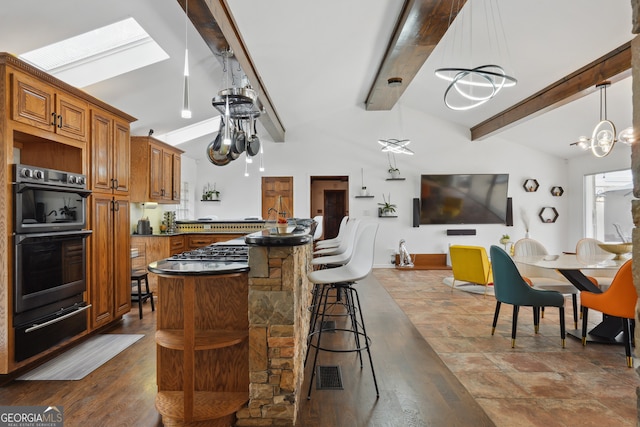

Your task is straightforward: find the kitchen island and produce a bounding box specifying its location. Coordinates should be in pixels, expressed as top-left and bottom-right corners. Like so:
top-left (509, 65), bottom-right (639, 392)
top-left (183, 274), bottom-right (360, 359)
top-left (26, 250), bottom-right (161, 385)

top-left (148, 226), bottom-right (313, 427)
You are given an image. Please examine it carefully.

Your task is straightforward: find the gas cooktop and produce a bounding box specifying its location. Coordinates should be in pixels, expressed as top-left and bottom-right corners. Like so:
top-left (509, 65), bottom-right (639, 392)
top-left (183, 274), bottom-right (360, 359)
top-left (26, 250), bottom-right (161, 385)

top-left (169, 244), bottom-right (248, 262)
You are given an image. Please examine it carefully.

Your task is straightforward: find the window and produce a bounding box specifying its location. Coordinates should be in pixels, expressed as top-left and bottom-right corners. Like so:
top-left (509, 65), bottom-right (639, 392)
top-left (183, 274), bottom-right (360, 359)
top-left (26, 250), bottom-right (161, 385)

top-left (584, 169), bottom-right (633, 242)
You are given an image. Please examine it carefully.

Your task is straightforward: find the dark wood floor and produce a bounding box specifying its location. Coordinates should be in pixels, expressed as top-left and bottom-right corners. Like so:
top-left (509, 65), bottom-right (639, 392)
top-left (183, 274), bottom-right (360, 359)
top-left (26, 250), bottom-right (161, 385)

top-left (0, 274), bottom-right (493, 426)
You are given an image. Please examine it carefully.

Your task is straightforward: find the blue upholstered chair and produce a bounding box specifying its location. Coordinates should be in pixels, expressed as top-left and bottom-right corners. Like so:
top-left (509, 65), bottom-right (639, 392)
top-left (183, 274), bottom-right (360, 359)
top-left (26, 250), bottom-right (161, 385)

top-left (490, 245), bottom-right (566, 348)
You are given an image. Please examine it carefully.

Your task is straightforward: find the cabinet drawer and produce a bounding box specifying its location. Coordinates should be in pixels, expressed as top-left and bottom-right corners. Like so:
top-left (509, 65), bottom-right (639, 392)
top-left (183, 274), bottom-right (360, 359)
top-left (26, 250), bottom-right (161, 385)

top-left (186, 235), bottom-right (218, 250)
top-left (169, 236), bottom-right (185, 254)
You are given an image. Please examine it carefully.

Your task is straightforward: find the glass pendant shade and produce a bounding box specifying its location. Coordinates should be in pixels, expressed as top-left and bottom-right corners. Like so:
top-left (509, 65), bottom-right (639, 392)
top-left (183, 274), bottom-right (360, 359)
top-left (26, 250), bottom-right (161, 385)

top-left (181, 49), bottom-right (191, 118)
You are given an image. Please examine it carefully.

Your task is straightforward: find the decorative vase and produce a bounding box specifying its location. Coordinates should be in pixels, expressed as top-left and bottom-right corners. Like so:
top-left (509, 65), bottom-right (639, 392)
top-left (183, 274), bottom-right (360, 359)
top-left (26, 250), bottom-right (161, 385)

top-left (361, 188), bottom-right (368, 196)
top-left (277, 223), bottom-right (288, 234)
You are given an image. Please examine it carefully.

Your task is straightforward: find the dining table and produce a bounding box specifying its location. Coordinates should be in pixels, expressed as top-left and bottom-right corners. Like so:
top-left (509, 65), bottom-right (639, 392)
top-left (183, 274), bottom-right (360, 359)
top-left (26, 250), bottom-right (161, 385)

top-left (512, 252), bottom-right (629, 344)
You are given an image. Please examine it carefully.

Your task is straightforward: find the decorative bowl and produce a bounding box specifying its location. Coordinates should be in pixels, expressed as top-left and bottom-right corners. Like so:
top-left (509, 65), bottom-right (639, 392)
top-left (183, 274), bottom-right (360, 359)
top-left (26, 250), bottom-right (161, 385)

top-left (598, 242), bottom-right (633, 260)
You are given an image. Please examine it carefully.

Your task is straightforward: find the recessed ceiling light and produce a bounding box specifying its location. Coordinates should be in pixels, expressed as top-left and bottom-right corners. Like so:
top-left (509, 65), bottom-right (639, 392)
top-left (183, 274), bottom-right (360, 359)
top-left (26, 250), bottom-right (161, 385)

top-left (20, 17), bottom-right (169, 88)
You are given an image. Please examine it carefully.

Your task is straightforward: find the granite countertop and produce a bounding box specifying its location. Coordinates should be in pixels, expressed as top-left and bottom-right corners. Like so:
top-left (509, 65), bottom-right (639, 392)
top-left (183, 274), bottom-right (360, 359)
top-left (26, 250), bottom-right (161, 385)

top-left (244, 227), bottom-right (312, 247)
top-left (148, 259), bottom-right (249, 276)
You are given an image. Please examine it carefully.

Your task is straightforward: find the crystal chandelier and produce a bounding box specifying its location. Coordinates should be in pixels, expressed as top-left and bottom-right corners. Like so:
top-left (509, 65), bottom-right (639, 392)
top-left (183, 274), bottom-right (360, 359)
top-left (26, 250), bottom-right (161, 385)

top-left (570, 81), bottom-right (634, 157)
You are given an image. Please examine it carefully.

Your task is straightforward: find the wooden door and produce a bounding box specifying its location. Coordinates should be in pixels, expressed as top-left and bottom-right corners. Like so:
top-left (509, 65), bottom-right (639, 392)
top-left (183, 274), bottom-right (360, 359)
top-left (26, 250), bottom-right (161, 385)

top-left (112, 118), bottom-right (130, 195)
top-left (90, 111), bottom-right (113, 192)
top-left (262, 177), bottom-right (293, 220)
top-left (149, 144), bottom-right (163, 200)
top-left (90, 195), bottom-right (115, 329)
top-left (161, 150), bottom-right (173, 201)
top-left (113, 196), bottom-right (131, 317)
top-left (55, 92), bottom-right (88, 142)
top-left (172, 153), bottom-right (181, 202)
top-left (324, 190), bottom-right (346, 239)
top-left (11, 71), bottom-right (55, 132)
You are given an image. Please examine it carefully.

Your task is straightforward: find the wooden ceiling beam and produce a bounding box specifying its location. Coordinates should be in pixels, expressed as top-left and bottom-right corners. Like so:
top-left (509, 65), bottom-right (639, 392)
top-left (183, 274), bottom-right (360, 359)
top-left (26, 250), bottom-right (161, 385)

top-left (180, 0), bottom-right (285, 142)
top-left (471, 41), bottom-right (632, 141)
top-left (365, 0), bottom-right (467, 111)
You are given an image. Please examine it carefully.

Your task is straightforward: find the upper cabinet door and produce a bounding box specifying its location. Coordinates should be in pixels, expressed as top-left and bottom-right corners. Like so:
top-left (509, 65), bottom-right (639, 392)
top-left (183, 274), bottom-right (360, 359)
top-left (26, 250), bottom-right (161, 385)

top-left (112, 118), bottom-right (130, 195)
top-left (149, 144), bottom-right (163, 200)
top-left (11, 71), bottom-right (55, 132)
top-left (12, 71), bottom-right (88, 142)
top-left (55, 92), bottom-right (88, 142)
top-left (91, 111), bottom-right (113, 192)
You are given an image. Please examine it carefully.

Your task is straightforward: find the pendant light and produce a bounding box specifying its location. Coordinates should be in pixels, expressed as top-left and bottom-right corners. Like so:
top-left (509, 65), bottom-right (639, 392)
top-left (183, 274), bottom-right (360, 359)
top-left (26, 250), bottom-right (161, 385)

top-left (180, 0), bottom-right (191, 119)
top-left (377, 77), bottom-right (414, 155)
top-left (434, 0), bottom-right (517, 110)
top-left (571, 81), bottom-right (634, 157)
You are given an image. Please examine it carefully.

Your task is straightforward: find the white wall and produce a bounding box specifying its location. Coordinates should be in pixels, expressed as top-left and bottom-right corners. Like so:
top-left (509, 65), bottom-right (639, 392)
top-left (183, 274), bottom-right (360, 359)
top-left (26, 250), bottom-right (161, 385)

top-left (175, 105), bottom-right (633, 267)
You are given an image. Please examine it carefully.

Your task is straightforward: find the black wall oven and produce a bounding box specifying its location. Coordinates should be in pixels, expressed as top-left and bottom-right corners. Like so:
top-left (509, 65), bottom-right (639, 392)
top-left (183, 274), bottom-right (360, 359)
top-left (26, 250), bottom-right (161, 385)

top-left (12, 164), bottom-right (92, 362)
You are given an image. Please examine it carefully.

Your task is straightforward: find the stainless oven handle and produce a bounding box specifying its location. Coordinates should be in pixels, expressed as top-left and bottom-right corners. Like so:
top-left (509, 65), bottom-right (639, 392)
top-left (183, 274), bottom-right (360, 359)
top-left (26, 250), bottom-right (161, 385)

top-left (25, 304), bottom-right (92, 333)
top-left (15, 229), bottom-right (92, 243)
top-left (15, 182), bottom-right (92, 197)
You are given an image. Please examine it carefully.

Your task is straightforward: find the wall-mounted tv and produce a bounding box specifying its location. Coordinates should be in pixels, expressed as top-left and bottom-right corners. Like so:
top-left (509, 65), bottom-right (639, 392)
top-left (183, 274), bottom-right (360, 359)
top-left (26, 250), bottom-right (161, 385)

top-left (420, 174), bottom-right (509, 225)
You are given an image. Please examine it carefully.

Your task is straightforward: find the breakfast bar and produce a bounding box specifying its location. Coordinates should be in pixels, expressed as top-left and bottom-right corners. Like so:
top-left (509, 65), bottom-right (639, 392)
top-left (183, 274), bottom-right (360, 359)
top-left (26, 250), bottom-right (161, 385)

top-left (148, 227), bottom-right (313, 427)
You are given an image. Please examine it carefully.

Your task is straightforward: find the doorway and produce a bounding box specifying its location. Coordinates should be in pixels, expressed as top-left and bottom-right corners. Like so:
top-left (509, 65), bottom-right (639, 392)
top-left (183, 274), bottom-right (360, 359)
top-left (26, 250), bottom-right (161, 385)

top-left (310, 176), bottom-right (349, 239)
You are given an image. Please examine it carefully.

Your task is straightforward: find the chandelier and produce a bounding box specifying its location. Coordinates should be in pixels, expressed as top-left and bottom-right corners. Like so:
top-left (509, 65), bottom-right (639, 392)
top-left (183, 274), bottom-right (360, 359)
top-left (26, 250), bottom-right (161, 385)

top-left (207, 49), bottom-right (264, 173)
top-left (434, 0), bottom-right (517, 110)
top-left (377, 77), bottom-right (414, 155)
top-left (570, 81), bottom-right (634, 157)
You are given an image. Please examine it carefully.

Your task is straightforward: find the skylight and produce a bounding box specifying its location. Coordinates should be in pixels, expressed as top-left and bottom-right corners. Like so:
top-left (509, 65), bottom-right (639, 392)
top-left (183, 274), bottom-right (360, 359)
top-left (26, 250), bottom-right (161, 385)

top-left (20, 17), bottom-right (169, 88)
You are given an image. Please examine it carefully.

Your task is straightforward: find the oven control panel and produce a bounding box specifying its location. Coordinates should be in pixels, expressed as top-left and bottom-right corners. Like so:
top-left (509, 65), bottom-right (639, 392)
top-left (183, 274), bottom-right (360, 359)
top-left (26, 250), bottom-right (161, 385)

top-left (14, 164), bottom-right (87, 189)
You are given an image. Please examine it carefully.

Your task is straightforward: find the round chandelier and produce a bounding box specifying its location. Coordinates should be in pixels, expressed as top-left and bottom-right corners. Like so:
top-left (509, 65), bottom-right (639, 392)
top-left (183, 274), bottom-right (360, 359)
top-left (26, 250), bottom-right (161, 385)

top-left (434, 0), bottom-right (517, 110)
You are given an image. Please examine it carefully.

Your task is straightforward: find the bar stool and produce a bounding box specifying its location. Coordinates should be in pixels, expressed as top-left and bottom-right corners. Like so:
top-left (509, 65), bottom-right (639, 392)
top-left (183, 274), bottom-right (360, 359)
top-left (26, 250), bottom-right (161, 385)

top-left (315, 216), bottom-right (348, 250)
top-left (306, 222), bottom-right (379, 399)
top-left (131, 243), bottom-right (155, 319)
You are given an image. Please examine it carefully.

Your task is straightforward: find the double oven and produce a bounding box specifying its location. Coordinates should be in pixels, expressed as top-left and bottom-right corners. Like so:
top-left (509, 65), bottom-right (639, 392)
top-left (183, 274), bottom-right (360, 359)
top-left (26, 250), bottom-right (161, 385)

top-left (12, 164), bottom-right (92, 362)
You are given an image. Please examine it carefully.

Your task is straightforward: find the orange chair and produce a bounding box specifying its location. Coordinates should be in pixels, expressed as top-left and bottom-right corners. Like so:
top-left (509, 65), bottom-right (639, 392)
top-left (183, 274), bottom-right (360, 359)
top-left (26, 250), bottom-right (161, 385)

top-left (580, 259), bottom-right (636, 367)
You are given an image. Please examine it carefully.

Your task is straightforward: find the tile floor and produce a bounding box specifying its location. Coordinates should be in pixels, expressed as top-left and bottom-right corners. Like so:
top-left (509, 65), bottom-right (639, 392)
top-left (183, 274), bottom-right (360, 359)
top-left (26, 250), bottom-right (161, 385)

top-left (374, 268), bottom-right (640, 427)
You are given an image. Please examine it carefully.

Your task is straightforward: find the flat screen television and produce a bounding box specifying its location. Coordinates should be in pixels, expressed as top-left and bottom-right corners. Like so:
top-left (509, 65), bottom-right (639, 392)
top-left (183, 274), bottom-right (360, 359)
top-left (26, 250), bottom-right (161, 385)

top-left (420, 174), bottom-right (509, 225)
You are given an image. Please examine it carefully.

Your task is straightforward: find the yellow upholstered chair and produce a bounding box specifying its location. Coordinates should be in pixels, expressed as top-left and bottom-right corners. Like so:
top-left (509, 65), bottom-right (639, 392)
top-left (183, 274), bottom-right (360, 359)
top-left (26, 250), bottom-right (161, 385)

top-left (449, 245), bottom-right (493, 296)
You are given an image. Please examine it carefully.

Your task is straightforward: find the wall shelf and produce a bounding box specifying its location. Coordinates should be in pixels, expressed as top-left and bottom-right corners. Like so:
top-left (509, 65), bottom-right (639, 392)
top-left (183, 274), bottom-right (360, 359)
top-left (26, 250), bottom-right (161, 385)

top-left (355, 195), bottom-right (375, 198)
top-left (539, 207), bottom-right (559, 223)
top-left (386, 178), bottom-right (406, 181)
top-left (378, 215), bottom-right (398, 218)
top-left (550, 186), bottom-right (564, 196)
top-left (523, 179), bottom-right (539, 192)
top-left (201, 199), bottom-right (221, 202)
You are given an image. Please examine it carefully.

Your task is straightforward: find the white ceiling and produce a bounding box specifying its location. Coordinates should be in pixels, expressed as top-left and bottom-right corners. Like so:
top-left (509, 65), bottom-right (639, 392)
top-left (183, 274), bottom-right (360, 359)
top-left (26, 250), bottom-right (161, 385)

top-left (0, 0), bottom-right (634, 161)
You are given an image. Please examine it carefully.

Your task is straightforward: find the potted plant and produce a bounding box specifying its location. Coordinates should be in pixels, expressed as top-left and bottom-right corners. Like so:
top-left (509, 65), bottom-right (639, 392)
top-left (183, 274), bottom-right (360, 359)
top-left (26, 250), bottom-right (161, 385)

top-left (387, 153), bottom-right (400, 178)
top-left (378, 193), bottom-right (397, 216)
top-left (388, 166), bottom-right (400, 179)
top-left (499, 234), bottom-right (510, 245)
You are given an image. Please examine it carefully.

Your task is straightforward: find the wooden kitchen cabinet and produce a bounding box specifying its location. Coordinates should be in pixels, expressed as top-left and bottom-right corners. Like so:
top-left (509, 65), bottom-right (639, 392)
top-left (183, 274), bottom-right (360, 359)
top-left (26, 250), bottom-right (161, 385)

top-left (130, 235), bottom-right (186, 294)
top-left (91, 109), bottom-right (130, 195)
top-left (0, 53), bottom-right (135, 374)
top-left (155, 272), bottom-right (249, 426)
top-left (12, 70), bottom-right (88, 142)
top-left (130, 136), bottom-right (183, 203)
top-left (89, 195), bottom-right (131, 329)
top-left (185, 234), bottom-right (244, 250)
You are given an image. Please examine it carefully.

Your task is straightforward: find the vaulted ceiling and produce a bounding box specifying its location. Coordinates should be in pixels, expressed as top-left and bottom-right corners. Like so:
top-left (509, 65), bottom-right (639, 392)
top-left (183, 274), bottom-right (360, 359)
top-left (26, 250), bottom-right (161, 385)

top-left (0, 0), bottom-right (633, 160)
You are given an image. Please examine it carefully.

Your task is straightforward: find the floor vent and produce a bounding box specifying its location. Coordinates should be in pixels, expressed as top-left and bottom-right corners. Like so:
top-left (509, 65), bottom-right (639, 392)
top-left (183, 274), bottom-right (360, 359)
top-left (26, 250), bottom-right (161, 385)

top-left (320, 320), bottom-right (336, 332)
top-left (316, 365), bottom-right (343, 390)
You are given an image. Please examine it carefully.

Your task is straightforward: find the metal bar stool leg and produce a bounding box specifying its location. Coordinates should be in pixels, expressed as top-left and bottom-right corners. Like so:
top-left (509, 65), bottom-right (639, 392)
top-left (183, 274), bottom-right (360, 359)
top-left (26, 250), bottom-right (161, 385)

top-left (351, 285), bottom-right (379, 397)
